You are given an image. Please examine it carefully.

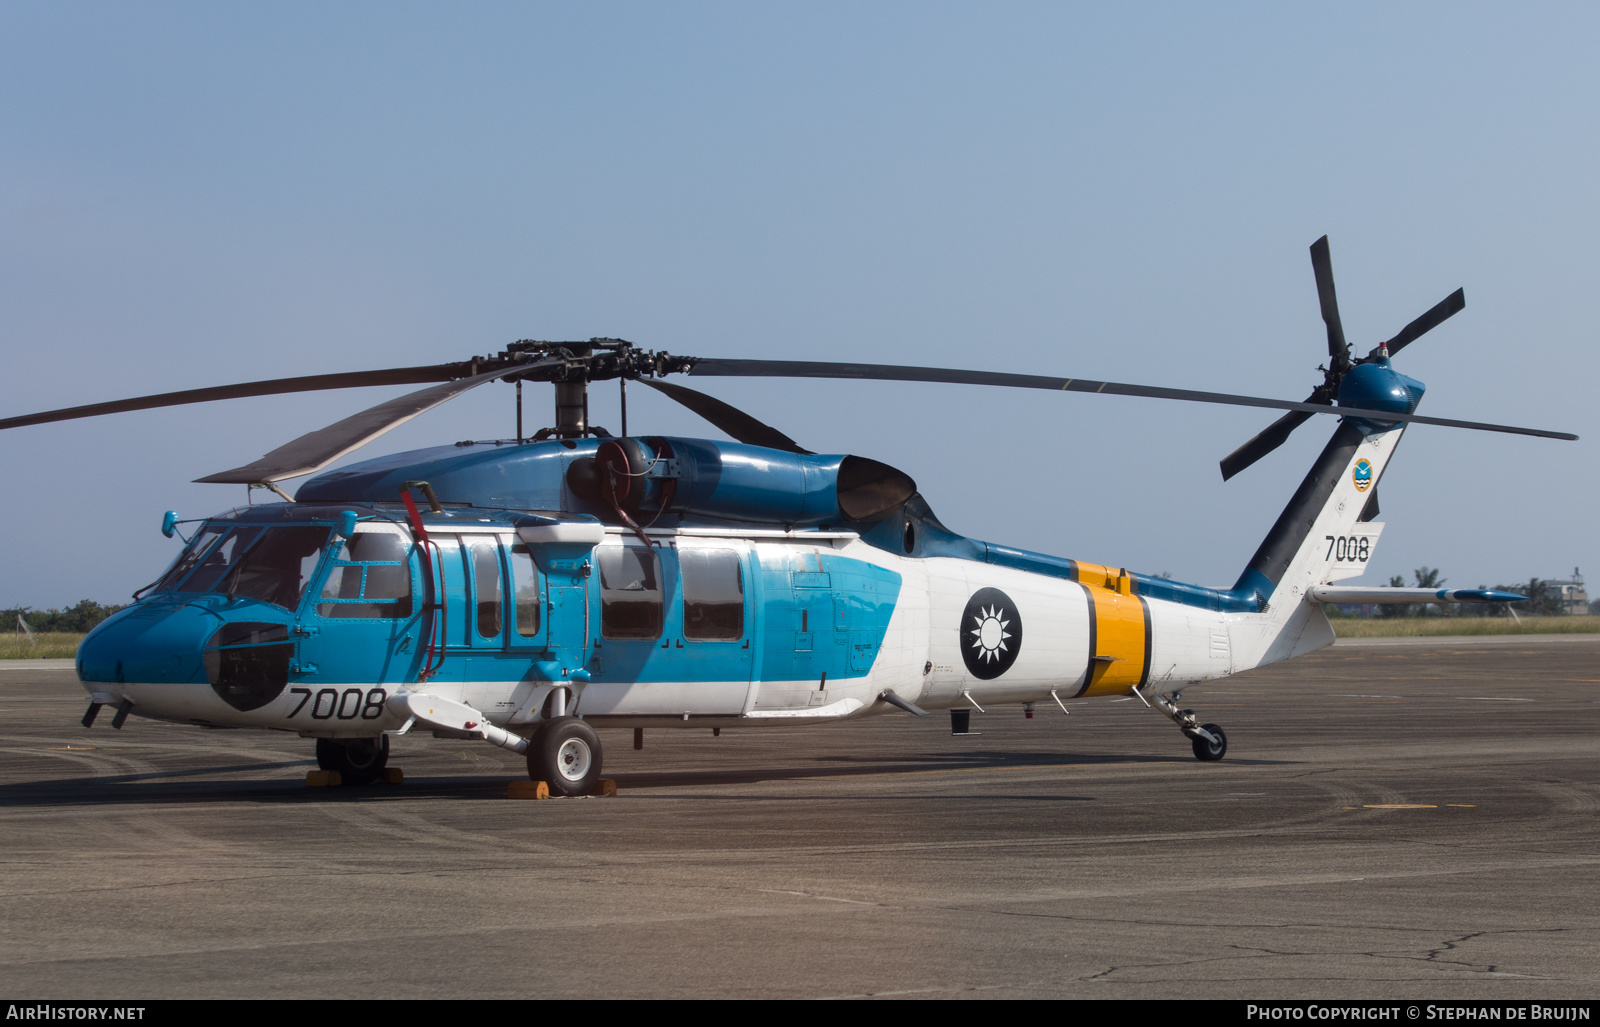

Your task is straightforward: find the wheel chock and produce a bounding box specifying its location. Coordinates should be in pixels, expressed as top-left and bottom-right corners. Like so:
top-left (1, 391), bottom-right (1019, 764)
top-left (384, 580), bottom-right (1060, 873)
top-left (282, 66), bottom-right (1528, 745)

top-left (507, 779), bottom-right (616, 799)
top-left (380, 767), bottom-right (404, 785)
top-left (508, 780), bottom-right (550, 800)
top-left (306, 770), bottom-right (342, 787)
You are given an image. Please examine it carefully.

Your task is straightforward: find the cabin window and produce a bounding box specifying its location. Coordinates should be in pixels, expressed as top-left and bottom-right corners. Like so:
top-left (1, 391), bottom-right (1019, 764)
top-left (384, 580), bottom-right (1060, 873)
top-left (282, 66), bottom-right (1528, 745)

top-left (155, 524), bottom-right (226, 592)
top-left (680, 549), bottom-right (743, 640)
top-left (599, 546), bottom-right (663, 640)
top-left (317, 531), bottom-right (413, 619)
top-left (226, 526), bottom-right (332, 610)
top-left (469, 539), bottom-right (504, 639)
top-left (509, 543), bottom-right (542, 638)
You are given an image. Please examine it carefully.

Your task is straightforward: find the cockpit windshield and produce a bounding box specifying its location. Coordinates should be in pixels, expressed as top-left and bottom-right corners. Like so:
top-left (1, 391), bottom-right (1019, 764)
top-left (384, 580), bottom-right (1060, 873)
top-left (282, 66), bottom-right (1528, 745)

top-left (153, 525), bottom-right (227, 593)
top-left (184, 527), bottom-right (263, 593)
top-left (156, 523), bottom-right (332, 611)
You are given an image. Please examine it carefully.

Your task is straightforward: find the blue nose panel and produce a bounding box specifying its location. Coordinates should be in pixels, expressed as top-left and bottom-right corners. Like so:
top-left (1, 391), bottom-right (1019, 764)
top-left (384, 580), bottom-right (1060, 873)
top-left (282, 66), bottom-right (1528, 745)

top-left (78, 600), bottom-right (222, 685)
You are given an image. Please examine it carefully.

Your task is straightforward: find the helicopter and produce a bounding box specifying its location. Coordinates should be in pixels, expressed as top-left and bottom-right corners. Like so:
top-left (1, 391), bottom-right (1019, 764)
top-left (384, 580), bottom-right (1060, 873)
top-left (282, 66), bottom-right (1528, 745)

top-left (0, 237), bottom-right (1573, 795)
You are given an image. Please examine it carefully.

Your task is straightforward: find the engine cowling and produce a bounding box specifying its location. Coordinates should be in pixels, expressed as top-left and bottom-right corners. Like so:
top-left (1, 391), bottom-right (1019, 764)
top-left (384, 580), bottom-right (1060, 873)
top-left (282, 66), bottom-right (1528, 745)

top-left (298, 435), bottom-right (918, 526)
top-left (566, 438), bottom-right (916, 526)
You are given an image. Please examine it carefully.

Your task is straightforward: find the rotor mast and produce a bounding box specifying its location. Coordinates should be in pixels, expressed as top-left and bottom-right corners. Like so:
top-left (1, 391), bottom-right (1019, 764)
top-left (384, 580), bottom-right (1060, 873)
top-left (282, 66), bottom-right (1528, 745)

top-left (496, 338), bottom-right (692, 440)
top-left (553, 380), bottom-right (589, 438)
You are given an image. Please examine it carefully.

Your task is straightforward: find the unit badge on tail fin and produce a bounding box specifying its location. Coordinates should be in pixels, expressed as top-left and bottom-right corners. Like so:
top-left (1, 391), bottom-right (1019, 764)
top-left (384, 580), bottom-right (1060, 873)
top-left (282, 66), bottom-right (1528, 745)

top-left (1352, 458), bottom-right (1373, 492)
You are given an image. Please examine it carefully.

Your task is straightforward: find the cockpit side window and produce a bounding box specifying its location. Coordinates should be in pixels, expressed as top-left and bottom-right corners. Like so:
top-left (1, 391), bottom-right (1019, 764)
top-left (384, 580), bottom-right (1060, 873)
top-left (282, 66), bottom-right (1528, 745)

top-left (317, 531), bottom-right (414, 619)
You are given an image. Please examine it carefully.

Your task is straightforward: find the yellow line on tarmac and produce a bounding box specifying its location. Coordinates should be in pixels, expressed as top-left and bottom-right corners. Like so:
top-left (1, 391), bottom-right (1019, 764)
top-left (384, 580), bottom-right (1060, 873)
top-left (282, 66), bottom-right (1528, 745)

top-left (790, 760), bottom-right (1190, 783)
top-left (891, 760), bottom-right (1189, 779)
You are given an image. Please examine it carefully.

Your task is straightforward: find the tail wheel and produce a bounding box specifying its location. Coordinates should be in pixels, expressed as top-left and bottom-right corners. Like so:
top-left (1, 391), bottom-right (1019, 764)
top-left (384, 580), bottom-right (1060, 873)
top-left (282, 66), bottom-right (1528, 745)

top-left (528, 717), bottom-right (603, 796)
top-left (1191, 724), bottom-right (1227, 762)
top-left (315, 735), bottom-right (390, 785)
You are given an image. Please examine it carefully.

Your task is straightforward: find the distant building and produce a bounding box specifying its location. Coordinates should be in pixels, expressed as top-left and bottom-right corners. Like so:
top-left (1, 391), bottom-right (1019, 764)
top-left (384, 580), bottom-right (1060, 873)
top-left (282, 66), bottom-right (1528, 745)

top-left (1547, 568), bottom-right (1588, 615)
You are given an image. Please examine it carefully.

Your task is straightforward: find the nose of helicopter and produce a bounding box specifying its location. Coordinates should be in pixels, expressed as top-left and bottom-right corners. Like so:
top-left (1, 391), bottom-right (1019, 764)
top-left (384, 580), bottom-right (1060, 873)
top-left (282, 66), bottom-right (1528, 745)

top-left (77, 598), bottom-right (221, 685)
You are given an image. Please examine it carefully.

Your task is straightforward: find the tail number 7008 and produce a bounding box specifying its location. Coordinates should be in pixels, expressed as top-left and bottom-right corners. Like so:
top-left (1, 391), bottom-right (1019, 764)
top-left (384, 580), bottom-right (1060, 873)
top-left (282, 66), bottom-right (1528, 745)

top-left (1325, 535), bottom-right (1371, 562)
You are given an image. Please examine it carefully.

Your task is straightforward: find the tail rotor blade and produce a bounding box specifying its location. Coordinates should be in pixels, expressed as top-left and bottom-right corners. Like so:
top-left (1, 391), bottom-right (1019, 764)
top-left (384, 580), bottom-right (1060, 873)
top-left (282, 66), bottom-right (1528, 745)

top-left (1371, 288), bottom-right (1465, 360)
top-left (1310, 236), bottom-right (1350, 372)
top-left (1219, 405), bottom-right (1317, 481)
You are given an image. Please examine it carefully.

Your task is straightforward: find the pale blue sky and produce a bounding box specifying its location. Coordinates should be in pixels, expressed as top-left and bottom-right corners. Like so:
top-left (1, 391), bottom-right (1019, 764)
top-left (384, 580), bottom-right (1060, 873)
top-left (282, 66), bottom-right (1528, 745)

top-left (2, 2), bottom-right (1595, 607)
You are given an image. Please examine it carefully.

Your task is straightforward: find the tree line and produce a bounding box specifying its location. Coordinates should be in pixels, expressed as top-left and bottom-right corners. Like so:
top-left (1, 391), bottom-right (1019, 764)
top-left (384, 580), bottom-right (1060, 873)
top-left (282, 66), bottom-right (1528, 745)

top-left (4, 600), bottom-right (128, 634)
top-left (1367, 567), bottom-right (1586, 618)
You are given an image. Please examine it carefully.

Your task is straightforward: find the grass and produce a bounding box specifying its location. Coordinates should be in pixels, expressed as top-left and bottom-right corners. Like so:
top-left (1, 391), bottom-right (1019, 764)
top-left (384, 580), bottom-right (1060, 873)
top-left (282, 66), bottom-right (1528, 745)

top-left (1331, 615), bottom-right (1600, 638)
top-left (0, 633), bottom-right (85, 659)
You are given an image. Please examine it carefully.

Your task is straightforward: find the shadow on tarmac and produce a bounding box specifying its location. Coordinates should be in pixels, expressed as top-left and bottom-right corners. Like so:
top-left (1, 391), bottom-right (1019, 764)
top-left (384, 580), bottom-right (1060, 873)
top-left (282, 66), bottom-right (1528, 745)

top-left (0, 747), bottom-right (1291, 806)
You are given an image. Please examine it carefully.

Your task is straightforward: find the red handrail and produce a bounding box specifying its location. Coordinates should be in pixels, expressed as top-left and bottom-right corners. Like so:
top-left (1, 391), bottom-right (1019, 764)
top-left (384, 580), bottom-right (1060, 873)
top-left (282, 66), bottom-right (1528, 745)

top-left (401, 487), bottom-right (447, 682)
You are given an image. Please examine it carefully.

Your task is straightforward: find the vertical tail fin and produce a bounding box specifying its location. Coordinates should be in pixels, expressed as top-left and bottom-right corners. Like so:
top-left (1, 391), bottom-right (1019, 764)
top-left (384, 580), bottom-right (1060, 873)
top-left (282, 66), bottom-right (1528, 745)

top-left (1229, 421), bottom-right (1403, 668)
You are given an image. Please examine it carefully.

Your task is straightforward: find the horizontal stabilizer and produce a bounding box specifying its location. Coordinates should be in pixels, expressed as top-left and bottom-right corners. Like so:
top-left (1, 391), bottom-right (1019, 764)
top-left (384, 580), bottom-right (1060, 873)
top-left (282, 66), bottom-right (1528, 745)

top-left (1309, 586), bottom-right (1527, 605)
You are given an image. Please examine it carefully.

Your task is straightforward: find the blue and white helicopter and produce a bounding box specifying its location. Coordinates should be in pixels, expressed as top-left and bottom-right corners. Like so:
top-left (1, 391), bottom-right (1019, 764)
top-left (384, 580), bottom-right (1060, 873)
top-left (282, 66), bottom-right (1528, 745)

top-left (2, 238), bottom-right (1574, 794)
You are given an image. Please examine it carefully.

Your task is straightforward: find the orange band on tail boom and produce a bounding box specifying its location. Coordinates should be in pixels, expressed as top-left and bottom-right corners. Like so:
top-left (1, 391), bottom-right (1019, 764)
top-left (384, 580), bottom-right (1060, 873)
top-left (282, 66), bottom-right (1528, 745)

top-left (1075, 566), bottom-right (1152, 697)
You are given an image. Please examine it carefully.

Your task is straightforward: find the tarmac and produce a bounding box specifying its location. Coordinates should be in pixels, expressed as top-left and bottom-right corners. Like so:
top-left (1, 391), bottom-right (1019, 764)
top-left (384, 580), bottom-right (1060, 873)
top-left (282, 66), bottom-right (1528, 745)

top-left (1, 634), bottom-right (1597, 999)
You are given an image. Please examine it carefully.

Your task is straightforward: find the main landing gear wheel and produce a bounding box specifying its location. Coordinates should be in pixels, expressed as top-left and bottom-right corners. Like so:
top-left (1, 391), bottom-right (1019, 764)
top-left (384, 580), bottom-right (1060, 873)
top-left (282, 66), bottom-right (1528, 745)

top-left (1191, 723), bottom-right (1227, 762)
top-left (316, 735), bottom-right (390, 785)
top-left (528, 716), bottom-right (603, 796)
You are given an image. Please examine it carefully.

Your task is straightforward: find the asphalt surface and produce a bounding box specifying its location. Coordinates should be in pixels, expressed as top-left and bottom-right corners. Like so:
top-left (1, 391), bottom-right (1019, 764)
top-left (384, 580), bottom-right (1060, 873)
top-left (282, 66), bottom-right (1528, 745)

top-left (1, 635), bottom-right (1597, 999)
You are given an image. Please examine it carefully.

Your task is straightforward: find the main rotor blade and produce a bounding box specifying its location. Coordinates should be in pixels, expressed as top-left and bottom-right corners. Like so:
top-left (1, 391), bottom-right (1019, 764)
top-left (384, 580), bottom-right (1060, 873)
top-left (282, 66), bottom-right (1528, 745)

top-left (1218, 403), bottom-right (1318, 481)
top-left (0, 364), bottom-right (469, 433)
top-left (1370, 287), bottom-right (1465, 360)
top-left (1310, 235), bottom-right (1350, 372)
top-left (686, 359), bottom-right (1577, 441)
top-left (639, 379), bottom-right (811, 454)
top-left (195, 360), bottom-right (560, 484)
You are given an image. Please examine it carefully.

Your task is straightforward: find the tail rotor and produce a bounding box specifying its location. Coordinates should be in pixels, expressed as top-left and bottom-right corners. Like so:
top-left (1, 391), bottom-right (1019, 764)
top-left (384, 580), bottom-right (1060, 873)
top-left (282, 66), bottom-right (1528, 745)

top-left (1219, 236), bottom-right (1467, 481)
